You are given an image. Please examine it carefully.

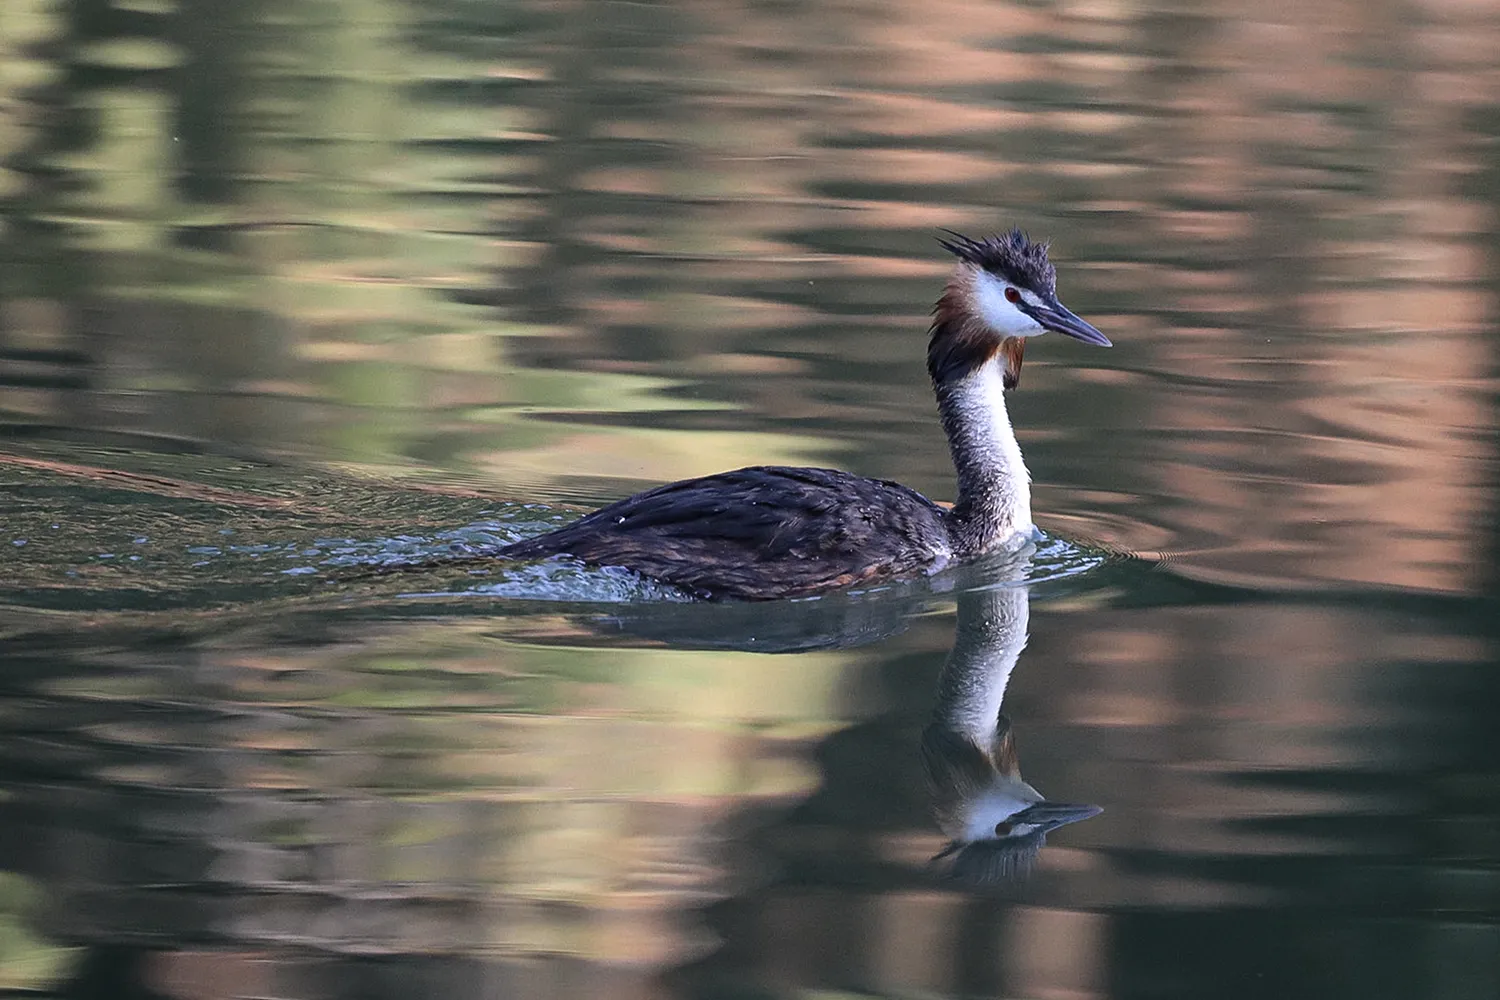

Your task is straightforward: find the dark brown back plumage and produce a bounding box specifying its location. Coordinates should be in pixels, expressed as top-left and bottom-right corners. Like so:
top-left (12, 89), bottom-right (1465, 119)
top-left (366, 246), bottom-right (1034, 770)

top-left (497, 466), bottom-right (952, 600)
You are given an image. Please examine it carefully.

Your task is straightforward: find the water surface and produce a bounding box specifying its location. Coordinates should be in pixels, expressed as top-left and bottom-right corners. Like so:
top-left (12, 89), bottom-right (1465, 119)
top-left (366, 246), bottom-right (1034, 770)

top-left (2, 1), bottom-right (1500, 998)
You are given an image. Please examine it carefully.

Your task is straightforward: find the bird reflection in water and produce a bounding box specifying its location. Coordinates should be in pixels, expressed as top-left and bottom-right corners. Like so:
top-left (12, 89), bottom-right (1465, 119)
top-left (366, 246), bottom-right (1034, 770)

top-left (922, 555), bottom-right (1101, 884)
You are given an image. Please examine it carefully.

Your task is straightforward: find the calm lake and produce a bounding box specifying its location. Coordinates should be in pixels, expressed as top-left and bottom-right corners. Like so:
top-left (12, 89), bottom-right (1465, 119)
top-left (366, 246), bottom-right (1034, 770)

top-left (2, 1), bottom-right (1499, 998)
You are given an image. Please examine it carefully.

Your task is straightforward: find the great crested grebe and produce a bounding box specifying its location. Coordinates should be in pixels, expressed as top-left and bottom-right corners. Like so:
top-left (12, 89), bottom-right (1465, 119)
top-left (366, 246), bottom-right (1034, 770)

top-left (499, 229), bottom-right (1111, 600)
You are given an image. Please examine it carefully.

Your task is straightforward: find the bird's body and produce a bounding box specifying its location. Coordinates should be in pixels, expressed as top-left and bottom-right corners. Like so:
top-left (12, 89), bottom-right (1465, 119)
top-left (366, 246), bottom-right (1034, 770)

top-left (498, 229), bottom-right (1111, 600)
top-left (500, 465), bottom-right (954, 600)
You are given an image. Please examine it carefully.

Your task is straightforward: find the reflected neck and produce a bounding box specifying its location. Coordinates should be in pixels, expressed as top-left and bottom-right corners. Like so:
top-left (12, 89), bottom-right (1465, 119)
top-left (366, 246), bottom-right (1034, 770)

top-left (930, 584), bottom-right (1030, 747)
top-left (922, 581), bottom-right (1035, 846)
top-left (933, 356), bottom-right (1033, 554)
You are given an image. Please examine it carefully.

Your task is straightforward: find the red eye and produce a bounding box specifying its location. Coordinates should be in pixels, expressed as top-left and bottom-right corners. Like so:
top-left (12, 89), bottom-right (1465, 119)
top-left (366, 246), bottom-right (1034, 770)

top-left (1004, 287), bottom-right (1021, 304)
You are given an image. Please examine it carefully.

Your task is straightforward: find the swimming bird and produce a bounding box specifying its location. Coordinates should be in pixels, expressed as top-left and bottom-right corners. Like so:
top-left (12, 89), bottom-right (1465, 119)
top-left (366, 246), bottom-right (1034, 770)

top-left (923, 564), bottom-right (1101, 884)
top-left (499, 229), bottom-right (1111, 600)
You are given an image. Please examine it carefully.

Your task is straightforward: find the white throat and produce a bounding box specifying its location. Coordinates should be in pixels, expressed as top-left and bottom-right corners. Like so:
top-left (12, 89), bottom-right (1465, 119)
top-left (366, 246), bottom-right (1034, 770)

top-left (943, 358), bottom-right (1033, 549)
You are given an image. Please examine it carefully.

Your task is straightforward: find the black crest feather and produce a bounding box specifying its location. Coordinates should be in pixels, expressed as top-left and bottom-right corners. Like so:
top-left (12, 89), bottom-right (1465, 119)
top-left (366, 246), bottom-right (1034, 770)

top-left (938, 228), bottom-right (1057, 296)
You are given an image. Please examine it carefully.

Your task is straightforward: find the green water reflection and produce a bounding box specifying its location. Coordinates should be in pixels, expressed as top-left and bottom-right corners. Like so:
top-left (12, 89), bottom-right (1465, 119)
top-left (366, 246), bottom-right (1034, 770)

top-left (3, 0), bottom-right (1500, 998)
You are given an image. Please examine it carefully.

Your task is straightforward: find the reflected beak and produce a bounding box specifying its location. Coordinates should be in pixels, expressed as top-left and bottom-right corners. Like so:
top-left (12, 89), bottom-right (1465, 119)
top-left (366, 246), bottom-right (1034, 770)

top-left (1011, 800), bottom-right (1103, 833)
top-left (1024, 298), bottom-right (1112, 347)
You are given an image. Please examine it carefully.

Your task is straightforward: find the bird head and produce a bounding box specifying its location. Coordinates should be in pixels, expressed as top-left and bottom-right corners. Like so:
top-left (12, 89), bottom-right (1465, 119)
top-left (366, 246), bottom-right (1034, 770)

top-left (931, 229), bottom-right (1110, 389)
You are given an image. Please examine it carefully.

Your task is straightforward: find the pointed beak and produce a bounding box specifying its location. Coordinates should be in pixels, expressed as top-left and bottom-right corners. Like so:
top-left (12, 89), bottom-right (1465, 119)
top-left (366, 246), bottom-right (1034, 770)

top-left (1027, 298), bottom-right (1112, 347)
top-left (1012, 800), bottom-right (1103, 833)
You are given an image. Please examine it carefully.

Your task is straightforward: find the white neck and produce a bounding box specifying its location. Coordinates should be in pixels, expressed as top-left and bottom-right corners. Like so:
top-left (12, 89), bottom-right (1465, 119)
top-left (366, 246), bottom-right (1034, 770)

top-left (937, 357), bottom-right (1033, 553)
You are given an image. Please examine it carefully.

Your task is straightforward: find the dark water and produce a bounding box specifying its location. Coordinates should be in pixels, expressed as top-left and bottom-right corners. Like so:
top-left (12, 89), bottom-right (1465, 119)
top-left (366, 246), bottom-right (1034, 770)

top-left (3, 1), bottom-right (1500, 997)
